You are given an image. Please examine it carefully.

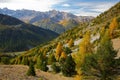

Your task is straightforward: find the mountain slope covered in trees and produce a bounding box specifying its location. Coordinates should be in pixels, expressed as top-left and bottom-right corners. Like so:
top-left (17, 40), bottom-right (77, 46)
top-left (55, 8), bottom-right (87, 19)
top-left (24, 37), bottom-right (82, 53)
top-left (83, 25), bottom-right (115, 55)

top-left (0, 14), bottom-right (59, 52)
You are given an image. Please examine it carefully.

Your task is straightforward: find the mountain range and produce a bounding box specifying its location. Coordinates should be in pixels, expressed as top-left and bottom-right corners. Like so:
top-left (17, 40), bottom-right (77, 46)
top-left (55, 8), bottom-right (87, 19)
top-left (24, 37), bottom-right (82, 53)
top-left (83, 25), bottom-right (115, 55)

top-left (0, 8), bottom-right (94, 33)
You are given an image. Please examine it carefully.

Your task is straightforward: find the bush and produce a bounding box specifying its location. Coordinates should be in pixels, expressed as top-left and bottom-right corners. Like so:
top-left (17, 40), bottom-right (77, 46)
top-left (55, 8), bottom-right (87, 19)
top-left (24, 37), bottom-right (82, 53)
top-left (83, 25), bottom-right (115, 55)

top-left (61, 55), bottom-right (76, 77)
top-left (36, 55), bottom-right (48, 72)
top-left (0, 57), bottom-right (10, 64)
top-left (51, 63), bottom-right (60, 73)
top-left (40, 62), bottom-right (48, 72)
top-left (63, 47), bottom-right (72, 54)
top-left (27, 62), bottom-right (36, 76)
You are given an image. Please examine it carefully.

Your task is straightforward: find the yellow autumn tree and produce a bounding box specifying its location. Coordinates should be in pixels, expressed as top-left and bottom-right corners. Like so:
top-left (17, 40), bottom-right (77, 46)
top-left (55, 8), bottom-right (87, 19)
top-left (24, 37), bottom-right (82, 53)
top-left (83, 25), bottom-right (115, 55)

top-left (60, 51), bottom-right (67, 59)
top-left (109, 17), bottom-right (118, 38)
top-left (68, 38), bottom-right (74, 47)
top-left (74, 31), bottom-right (92, 79)
top-left (79, 31), bottom-right (92, 55)
top-left (55, 42), bottom-right (63, 60)
top-left (74, 74), bottom-right (82, 80)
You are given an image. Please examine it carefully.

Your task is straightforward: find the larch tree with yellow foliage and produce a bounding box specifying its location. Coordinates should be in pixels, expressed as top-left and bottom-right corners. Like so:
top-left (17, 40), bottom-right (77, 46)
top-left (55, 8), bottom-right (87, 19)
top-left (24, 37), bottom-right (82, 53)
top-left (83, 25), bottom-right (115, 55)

top-left (74, 75), bottom-right (82, 80)
top-left (55, 42), bottom-right (63, 61)
top-left (79, 31), bottom-right (92, 54)
top-left (74, 31), bottom-right (93, 79)
top-left (59, 51), bottom-right (67, 64)
top-left (109, 17), bottom-right (118, 38)
top-left (68, 38), bottom-right (74, 47)
top-left (60, 51), bottom-right (67, 59)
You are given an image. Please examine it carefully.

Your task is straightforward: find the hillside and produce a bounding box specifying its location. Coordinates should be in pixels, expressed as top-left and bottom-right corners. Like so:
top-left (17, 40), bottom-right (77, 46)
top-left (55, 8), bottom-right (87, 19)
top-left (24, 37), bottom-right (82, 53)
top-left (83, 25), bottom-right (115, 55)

top-left (11, 1), bottom-right (120, 63)
top-left (0, 8), bottom-right (93, 33)
top-left (92, 2), bottom-right (120, 25)
top-left (12, 1), bottom-right (120, 62)
top-left (0, 14), bottom-right (58, 52)
top-left (33, 18), bottom-right (65, 34)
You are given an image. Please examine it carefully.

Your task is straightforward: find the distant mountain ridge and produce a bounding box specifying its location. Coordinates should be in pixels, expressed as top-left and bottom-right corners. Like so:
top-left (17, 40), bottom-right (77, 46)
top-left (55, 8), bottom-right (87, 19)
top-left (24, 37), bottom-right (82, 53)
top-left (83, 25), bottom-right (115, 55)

top-left (0, 8), bottom-right (94, 33)
top-left (0, 14), bottom-right (58, 52)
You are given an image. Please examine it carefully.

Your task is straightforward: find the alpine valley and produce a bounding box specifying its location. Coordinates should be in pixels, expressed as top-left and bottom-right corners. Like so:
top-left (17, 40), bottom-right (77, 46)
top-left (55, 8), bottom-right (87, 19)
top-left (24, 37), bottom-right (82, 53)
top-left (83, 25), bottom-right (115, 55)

top-left (0, 1), bottom-right (120, 80)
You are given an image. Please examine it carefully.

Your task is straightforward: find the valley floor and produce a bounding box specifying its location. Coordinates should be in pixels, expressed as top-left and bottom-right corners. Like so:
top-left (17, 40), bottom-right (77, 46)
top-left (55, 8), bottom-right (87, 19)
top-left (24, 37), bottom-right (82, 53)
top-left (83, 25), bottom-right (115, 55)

top-left (0, 65), bottom-right (74, 80)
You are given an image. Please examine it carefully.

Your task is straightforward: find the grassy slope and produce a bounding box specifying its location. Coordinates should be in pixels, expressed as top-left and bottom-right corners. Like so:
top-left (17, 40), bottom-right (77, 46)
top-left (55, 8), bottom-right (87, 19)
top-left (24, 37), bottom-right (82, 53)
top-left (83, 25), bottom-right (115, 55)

top-left (0, 65), bottom-right (74, 80)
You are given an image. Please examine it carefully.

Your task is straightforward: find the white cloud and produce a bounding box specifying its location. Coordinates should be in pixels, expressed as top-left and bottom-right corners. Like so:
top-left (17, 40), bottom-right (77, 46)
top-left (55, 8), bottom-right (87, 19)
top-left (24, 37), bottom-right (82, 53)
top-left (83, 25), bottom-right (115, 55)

top-left (75, 2), bottom-right (116, 16)
top-left (90, 2), bottom-right (114, 12)
top-left (62, 4), bottom-right (70, 7)
top-left (55, 8), bottom-right (99, 17)
top-left (0, 0), bottom-right (64, 11)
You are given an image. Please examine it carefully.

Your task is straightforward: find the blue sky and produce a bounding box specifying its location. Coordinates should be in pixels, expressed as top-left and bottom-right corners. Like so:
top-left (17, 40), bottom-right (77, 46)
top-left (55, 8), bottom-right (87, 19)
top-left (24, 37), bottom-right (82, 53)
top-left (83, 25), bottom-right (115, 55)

top-left (0, 0), bottom-right (119, 16)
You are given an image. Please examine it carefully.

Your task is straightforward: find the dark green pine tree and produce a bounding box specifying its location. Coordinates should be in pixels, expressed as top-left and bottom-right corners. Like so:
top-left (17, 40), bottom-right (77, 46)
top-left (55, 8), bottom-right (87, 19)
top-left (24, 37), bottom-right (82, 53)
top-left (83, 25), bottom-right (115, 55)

top-left (61, 55), bottom-right (76, 77)
top-left (40, 61), bottom-right (48, 72)
top-left (27, 61), bottom-right (36, 76)
top-left (63, 47), bottom-right (72, 54)
top-left (51, 63), bottom-right (60, 73)
top-left (81, 30), bottom-right (120, 80)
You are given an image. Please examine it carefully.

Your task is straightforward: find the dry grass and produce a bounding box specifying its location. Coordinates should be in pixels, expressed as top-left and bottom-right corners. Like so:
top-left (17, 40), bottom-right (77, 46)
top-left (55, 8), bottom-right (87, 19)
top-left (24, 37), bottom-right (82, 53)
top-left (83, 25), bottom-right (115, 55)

top-left (0, 65), bottom-right (74, 80)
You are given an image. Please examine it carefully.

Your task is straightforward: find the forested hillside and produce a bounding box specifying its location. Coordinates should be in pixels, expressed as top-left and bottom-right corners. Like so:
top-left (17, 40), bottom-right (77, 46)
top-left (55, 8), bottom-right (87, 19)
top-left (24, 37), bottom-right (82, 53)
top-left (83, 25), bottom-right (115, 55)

top-left (0, 14), bottom-right (58, 52)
